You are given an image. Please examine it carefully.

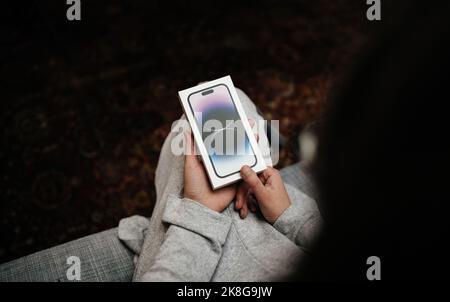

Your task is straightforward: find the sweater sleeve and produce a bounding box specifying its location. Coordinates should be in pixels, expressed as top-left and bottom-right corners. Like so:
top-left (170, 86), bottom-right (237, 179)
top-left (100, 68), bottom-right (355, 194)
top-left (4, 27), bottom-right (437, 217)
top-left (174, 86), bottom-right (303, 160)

top-left (272, 184), bottom-right (323, 250)
top-left (141, 194), bottom-right (232, 282)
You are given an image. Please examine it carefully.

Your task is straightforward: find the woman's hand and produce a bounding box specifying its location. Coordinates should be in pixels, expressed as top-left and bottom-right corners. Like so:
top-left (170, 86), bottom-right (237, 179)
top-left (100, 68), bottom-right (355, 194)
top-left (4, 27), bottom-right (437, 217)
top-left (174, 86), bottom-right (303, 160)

top-left (237, 165), bottom-right (291, 224)
top-left (183, 131), bottom-right (237, 212)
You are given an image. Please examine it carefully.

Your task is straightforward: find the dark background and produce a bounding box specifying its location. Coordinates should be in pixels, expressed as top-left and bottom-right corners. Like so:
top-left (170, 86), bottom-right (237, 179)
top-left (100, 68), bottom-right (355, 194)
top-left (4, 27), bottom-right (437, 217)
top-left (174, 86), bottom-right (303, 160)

top-left (1, 0), bottom-right (370, 263)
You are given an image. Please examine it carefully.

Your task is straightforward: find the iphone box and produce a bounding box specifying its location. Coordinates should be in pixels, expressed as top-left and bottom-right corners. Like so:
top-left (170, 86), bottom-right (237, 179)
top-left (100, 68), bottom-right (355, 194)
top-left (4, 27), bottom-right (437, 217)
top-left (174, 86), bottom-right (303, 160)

top-left (178, 76), bottom-right (267, 190)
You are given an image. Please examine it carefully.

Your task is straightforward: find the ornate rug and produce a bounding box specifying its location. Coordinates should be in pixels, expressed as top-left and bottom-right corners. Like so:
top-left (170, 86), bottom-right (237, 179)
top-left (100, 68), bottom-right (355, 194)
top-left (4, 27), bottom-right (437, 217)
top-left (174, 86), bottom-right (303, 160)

top-left (0, 0), bottom-right (368, 263)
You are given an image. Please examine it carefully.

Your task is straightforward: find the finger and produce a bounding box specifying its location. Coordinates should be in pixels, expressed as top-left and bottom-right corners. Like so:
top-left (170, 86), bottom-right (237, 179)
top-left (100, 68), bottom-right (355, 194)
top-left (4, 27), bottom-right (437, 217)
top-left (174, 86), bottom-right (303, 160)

top-left (240, 199), bottom-right (249, 219)
top-left (184, 131), bottom-right (199, 167)
top-left (240, 165), bottom-right (266, 200)
top-left (184, 131), bottom-right (193, 154)
top-left (258, 173), bottom-right (266, 185)
top-left (240, 190), bottom-right (250, 218)
top-left (248, 191), bottom-right (259, 212)
top-left (262, 166), bottom-right (280, 185)
top-left (235, 182), bottom-right (248, 210)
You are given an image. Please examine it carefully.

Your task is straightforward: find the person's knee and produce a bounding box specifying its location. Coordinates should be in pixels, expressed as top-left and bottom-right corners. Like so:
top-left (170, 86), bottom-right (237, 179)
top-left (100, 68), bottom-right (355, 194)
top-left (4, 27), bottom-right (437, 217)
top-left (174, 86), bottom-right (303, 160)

top-left (235, 87), bottom-right (255, 107)
top-left (235, 87), bottom-right (259, 120)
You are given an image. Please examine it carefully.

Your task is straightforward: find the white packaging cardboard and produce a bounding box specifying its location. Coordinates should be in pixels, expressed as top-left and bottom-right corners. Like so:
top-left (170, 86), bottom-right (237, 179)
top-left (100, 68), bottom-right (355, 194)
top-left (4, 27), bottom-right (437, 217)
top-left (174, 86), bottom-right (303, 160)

top-left (178, 76), bottom-right (267, 190)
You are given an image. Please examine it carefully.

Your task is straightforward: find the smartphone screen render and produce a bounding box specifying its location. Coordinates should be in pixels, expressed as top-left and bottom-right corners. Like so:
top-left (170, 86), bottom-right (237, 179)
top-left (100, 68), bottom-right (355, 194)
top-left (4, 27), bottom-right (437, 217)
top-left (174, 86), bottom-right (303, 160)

top-left (188, 84), bottom-right (257, 178)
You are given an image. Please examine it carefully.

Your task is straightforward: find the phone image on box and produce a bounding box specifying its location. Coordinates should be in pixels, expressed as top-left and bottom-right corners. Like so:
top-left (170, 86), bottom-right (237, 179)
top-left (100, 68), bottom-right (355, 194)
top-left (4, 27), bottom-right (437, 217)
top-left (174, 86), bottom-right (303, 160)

top-left (187, 84), bottom-right (257, 178)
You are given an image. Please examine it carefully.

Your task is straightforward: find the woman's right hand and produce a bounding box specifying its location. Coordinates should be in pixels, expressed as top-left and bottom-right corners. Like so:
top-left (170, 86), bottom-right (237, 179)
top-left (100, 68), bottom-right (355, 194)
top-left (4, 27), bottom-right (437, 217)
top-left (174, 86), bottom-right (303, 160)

top-left (237, 165), bottom-right (291, 224)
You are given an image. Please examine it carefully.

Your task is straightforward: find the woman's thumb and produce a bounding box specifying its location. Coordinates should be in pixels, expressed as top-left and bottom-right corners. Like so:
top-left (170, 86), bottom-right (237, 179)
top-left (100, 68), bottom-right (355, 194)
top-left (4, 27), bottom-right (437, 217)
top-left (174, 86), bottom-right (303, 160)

top-left (240, 166), bottom-right (265, 200)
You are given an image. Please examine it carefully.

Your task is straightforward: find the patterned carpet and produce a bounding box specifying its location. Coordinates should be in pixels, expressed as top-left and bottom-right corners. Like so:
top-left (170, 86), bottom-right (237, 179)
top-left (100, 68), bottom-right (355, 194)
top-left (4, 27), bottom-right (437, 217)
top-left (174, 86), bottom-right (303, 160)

top-left (0, 0), bottom-right (368, 263)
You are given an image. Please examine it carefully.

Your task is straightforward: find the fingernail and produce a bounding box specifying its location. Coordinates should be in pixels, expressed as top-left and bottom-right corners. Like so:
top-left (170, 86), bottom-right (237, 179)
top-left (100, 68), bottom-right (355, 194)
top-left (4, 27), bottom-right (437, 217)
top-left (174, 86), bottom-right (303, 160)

top-left (241, 165), bottom-right (250, 174)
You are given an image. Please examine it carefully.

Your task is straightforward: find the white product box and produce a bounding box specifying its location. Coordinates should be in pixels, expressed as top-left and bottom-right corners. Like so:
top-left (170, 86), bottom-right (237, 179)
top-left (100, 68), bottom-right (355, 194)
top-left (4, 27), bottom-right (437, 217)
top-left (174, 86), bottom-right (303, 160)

top-left (178, 76), bottom-right (267, 190)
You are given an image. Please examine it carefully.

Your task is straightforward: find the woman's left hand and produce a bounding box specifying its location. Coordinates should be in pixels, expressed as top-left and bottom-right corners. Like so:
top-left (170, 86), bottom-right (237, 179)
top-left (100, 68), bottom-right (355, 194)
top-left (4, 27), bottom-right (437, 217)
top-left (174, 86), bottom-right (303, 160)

top-left (183, 131), bottom-right (237, 212)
